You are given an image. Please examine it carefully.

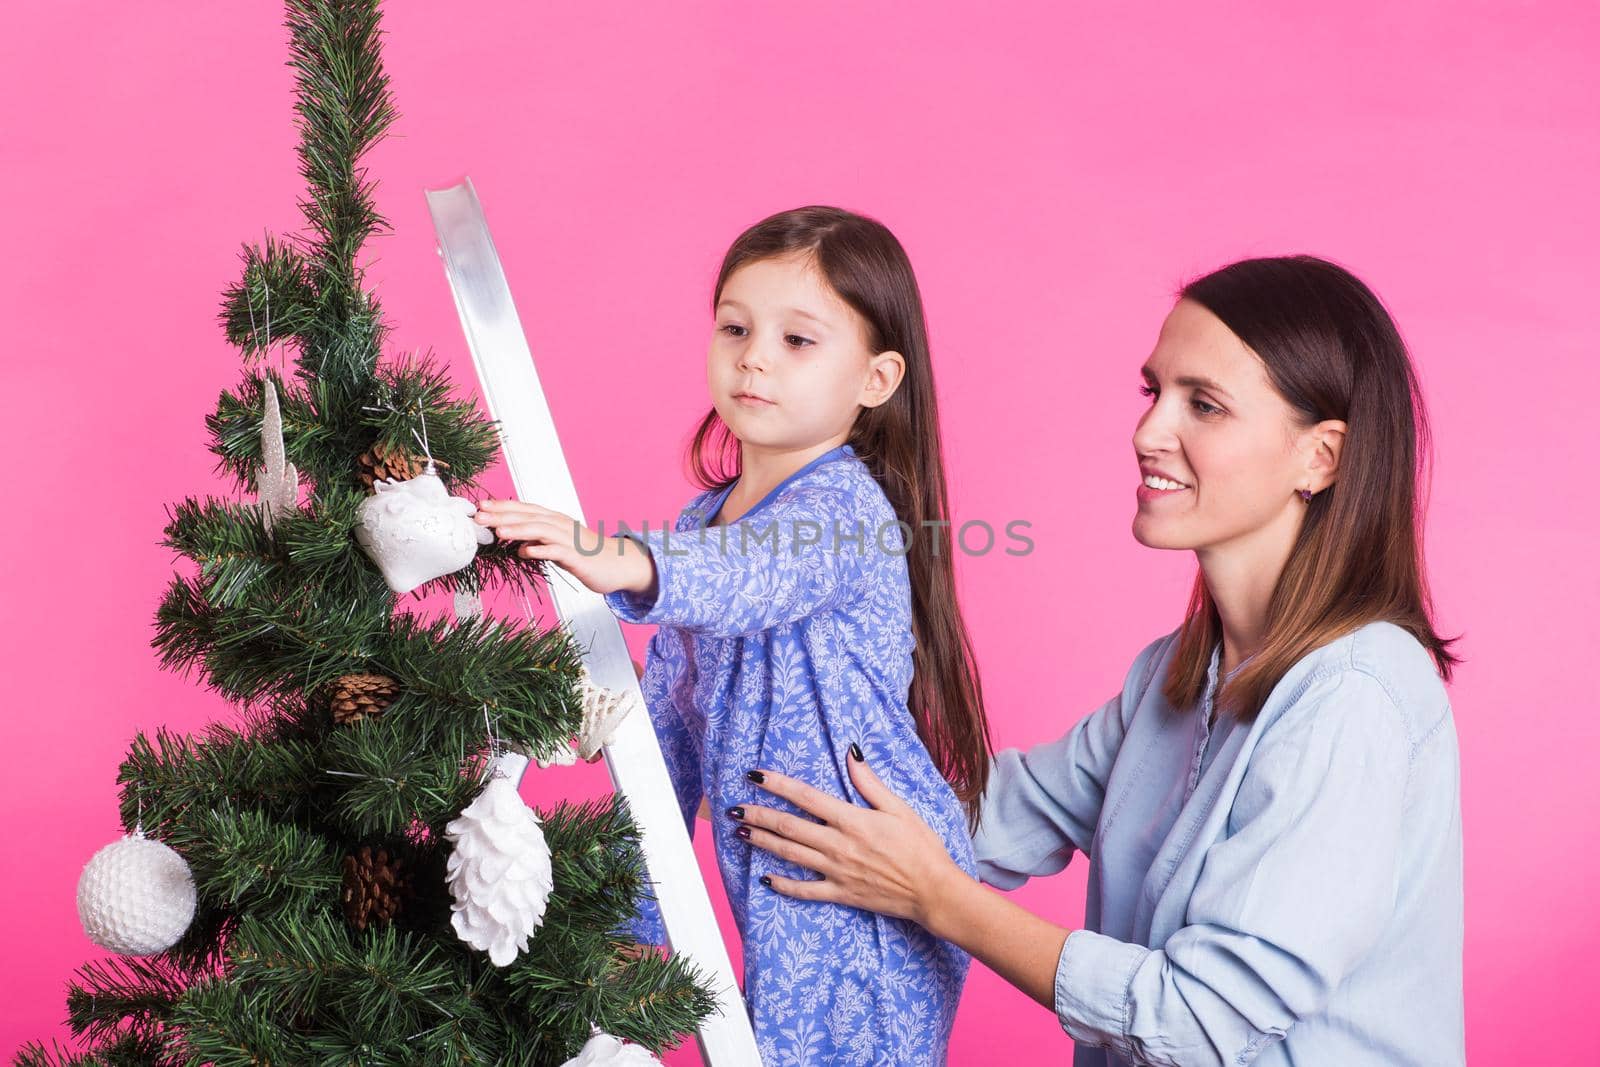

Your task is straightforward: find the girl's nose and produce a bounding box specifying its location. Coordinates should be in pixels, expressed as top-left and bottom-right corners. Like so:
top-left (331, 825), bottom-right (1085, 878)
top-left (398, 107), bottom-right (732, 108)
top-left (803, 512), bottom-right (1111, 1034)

top-left (737, 341), bottom-right (771, 373)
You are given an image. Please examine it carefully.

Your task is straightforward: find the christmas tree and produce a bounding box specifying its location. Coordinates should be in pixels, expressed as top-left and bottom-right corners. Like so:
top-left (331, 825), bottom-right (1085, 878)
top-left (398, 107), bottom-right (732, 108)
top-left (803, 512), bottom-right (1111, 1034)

top-left (17, 1), bottom-right (715, 1063)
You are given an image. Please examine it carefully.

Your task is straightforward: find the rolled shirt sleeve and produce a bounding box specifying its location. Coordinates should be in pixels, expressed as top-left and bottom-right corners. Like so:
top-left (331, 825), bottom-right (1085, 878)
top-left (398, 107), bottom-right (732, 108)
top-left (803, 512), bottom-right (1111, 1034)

top-left (973, 635), bottom-right (1168, 890)
top-left (973, 691), bottom-right (1130, 890)
top-left (1051, 669), bottom-right (1411, 1066)
top-left (604, 484), bottom-right (873, 639)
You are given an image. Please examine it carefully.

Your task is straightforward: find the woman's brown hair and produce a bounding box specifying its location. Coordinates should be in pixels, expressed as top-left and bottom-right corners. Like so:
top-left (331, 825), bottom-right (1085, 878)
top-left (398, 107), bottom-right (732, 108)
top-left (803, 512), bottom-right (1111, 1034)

top-left (688, 205), bottom-right (993, 826)
top-left (1164, 255), bottom-right (1460, 720)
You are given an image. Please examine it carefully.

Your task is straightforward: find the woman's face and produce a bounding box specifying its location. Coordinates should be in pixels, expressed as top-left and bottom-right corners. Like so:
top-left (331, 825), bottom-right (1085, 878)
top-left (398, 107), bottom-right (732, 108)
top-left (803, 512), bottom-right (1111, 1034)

top-left (1131, 299), bottom-right (1330, 556)
top-left (708, 251), bottom-right (903, 453)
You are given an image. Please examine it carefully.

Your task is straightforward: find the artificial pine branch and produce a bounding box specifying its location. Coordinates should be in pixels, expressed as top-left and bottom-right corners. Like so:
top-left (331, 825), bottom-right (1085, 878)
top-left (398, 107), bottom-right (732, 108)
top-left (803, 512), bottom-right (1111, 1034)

top-left (31, 0), bottom-right (716, 1059)
top-left (218, 236), bottom-right (320, 359)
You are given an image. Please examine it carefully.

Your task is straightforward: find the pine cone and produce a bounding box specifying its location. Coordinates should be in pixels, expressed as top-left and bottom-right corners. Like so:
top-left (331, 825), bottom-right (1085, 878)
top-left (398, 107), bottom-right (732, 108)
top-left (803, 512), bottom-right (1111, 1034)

top-left (356, 441), bottom-right (448, 489)
top-left (329, 672), bottom-right (399, 725)
top-left (341, 845), bottom-right (409, 930)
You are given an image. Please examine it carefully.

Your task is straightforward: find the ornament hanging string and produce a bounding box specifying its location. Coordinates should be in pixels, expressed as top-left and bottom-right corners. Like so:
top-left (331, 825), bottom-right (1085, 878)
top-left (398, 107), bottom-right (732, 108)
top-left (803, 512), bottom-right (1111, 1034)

top-left (411, 402), bottom-right (437, 476)
top-left (243, 231), bottom-right (289, 377)
top-left (360, 369), bottom-right (439, 476)
top-left (482, 701), bottom-right (503, 774)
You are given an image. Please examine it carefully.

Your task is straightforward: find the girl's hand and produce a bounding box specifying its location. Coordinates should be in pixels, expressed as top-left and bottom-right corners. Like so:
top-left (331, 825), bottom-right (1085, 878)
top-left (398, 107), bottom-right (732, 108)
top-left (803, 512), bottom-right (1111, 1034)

top-left (734, 749), bottom-right (969, 930)
top-left (474, 499), bottom-right (656, 598)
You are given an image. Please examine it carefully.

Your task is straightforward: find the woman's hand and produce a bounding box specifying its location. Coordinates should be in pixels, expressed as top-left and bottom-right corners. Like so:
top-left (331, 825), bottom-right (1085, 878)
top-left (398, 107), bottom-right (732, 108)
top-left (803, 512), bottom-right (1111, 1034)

top-left (735, 749), bottom-right (970, 931)
top-left (474, 499), bottom-right (656, 598)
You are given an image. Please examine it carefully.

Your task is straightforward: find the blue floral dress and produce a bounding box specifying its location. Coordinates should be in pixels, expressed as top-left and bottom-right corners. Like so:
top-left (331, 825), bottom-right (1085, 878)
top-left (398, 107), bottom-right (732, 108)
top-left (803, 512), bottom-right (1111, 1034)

top-left (604, 443), bottom-right (974, 1066)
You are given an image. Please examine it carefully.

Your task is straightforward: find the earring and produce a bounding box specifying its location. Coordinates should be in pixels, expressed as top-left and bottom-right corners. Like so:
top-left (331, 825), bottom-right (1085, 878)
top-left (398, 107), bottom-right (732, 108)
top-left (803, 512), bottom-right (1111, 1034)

top-left (1297, 488), bottom-right (1314, 502)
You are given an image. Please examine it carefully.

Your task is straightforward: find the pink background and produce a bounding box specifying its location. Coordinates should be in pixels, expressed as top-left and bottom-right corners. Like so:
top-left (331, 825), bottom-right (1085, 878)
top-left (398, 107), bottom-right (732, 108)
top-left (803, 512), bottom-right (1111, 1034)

top-left (4, 2), bottom-right (1597, 1062)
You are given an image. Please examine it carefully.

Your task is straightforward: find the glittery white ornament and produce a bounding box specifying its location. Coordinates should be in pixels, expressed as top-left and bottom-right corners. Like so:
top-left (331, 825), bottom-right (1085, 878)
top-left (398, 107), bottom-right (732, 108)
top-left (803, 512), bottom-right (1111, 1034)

top-left (76, 829), bottom-right (197, 956)
top-left (559, 1031), bottom-right (664, 1067)
top-left (444, 750), bottom-right (553, 966)
top-left (536, 666), bottom-right (640, 768)
top-left (354, 470), bottom-right (492, 595)
top-left (254, 379), bottom-right (299, 532)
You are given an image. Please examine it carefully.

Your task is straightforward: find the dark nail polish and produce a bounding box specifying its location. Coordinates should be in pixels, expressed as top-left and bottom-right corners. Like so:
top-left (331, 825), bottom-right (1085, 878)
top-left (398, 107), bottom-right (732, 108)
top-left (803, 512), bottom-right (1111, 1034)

top-left (746, 770), bottom-right (765, 784)
top-left (736, 825), bottom-right (751, 840)
top-left (816, 872), bottom-right (825, 881)
top-left (760, 875), bottom-right (773, 889)
top-left (849, 742), bottom-right (864, 762)
top-left (726, 806), bottom-right (745, 820)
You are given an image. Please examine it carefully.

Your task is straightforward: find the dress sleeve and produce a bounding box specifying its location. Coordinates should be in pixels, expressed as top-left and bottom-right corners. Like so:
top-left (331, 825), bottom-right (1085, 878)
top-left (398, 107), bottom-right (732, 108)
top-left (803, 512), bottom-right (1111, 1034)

top-left (1051, 669), bottom-right (1411, 1066)
top-left (603, 482), bottom-right (871, 638)
top-left (972, 634), bottom-right (1168, 890)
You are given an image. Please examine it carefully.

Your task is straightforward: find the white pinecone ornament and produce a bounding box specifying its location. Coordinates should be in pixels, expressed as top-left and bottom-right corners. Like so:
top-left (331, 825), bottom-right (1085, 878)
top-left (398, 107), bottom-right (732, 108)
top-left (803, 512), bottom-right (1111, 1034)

top-left (560, 1031), bottom-right (665, 1067)
top-left (444, 749), bottom-right (553, 966)
top-left (536, 666), bottom-right (640, 768)
top-left (77, 829), bottom-right (197, 956)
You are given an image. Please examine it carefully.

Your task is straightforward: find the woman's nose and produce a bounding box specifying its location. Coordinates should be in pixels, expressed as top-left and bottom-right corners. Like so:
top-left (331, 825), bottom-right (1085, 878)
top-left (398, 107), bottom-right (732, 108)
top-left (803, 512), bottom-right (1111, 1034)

top-left (1131, 402), bottom-right (1176, 456)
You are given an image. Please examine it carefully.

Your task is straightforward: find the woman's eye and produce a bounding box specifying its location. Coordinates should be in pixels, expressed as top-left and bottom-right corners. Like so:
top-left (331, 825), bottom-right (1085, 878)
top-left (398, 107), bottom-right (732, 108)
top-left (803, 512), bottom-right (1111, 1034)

top-left (1142, 382), bottom-right (1221, 416)
top-left (785, 334), bottom-right (814, 348)
top-left (719, 324), bottom-right (747, 338)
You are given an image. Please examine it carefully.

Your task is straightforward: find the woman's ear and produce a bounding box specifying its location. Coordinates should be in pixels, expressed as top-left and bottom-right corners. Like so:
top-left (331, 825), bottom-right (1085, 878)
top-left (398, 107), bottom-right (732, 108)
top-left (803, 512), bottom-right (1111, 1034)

top-left (1303, 418), bottom-right (1348, 491)
top-left (861, 350), bottom-right (906, 409)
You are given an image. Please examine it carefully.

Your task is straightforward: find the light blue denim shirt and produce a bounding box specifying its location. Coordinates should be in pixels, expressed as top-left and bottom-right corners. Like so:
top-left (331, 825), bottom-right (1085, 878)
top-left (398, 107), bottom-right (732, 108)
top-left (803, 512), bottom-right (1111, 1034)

top-left (972, 620), bottom-right (1464, 1066)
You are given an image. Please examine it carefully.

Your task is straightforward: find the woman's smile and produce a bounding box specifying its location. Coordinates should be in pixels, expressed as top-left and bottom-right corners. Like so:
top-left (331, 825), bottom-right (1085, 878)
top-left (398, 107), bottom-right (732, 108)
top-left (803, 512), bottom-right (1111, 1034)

top-left (1136, 467), bottom-right (1193, 504)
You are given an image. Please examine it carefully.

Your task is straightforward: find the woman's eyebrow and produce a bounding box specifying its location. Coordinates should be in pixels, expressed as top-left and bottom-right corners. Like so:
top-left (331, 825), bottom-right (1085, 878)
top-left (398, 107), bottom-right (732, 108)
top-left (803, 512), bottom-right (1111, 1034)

top-left (1141, 365), bottom-right (1233, 401)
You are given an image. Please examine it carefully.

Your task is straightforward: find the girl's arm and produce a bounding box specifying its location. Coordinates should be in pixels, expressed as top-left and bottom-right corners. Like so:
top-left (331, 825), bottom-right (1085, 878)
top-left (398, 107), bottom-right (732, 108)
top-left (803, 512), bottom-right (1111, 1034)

top-left (737, 667), bottom-right (1414, 1066)
top-left (477, 483), bottom-right (871, 639)
top-left (604, 482), bottom-right (872, 638)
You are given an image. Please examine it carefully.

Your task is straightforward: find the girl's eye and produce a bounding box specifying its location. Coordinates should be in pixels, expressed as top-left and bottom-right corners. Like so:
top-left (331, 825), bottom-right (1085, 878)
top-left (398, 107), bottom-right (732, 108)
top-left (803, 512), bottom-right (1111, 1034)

top-left (1138, 384), bottom-right (1157, 399)
top-left (719, 324), bottom-right (747, 338)
top-left (785, 334), bottom-right (814, 348)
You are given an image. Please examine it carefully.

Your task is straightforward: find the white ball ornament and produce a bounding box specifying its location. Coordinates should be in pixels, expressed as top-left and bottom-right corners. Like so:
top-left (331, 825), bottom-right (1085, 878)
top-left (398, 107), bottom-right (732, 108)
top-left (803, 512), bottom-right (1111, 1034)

top-left (444, 749), bottom-right (554, 966)
top-left (76, 829), bottom-right (197, 956)
top-left (354, 469), bottom-right (493, 595)
top-left (559, 1031), bottom-right (665, 1067)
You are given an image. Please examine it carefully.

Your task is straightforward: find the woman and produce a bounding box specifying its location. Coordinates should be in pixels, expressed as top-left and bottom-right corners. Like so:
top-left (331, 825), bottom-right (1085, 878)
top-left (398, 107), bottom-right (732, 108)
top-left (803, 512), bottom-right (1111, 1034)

top-left (727, 255), bottom-right (1465, 1065)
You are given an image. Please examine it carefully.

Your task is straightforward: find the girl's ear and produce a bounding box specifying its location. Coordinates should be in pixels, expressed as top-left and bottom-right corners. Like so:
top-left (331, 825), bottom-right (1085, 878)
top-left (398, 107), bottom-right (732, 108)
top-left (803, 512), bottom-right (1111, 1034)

top-left (861, 350), bottom-right (906, 409)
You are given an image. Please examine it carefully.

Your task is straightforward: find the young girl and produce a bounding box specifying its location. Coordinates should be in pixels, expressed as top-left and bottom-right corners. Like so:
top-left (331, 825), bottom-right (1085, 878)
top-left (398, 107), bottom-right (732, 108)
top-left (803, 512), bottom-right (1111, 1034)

top-left (475, 205), bottom-right (992, 1064)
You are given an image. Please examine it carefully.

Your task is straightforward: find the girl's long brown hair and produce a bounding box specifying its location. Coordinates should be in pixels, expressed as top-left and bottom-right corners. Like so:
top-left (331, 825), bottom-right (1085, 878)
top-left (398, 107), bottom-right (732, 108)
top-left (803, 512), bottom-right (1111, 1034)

top-left (1164, 255), bottom-right (1461, 720)
top-left (688, 205), bottom-right (993, 826)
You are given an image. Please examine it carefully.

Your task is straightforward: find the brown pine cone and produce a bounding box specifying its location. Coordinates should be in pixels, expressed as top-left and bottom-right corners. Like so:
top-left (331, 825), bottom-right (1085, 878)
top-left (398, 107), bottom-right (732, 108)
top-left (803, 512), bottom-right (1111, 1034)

top-left (356, 441), bottom-right (448, 489)
top-left (341, 845), bottom-right (409, 930)
top-left (329, 672), bottom-right (400, 725)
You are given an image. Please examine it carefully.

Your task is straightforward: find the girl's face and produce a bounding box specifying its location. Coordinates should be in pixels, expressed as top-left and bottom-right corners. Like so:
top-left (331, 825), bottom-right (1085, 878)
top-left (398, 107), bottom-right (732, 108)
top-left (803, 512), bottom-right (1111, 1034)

top-left (1131, 299), bottom-right (1342, 556)
top-left (709, 251), bottom-right (903, 454)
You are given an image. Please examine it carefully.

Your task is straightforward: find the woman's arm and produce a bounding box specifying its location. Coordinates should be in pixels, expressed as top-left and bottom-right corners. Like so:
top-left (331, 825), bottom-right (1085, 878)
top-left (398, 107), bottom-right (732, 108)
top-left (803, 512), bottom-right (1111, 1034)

top-left (922, 862), bottom-right (1069, 1008)
top-left (740, 668), bottom-right (1416, 1066)
top-left (735, 753), bottom-right (1070, 1006)
top-left (971, 631), bottom-right (1164, 888)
